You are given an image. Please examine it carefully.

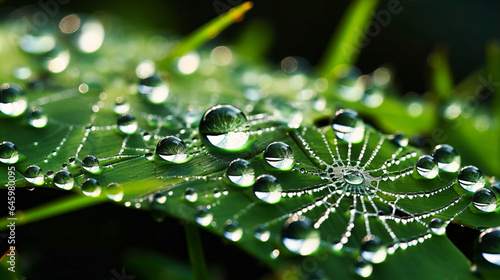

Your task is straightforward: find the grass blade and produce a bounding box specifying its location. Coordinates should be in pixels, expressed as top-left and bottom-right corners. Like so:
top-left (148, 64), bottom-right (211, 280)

top-left (185, 223), bottom-right (210, 280)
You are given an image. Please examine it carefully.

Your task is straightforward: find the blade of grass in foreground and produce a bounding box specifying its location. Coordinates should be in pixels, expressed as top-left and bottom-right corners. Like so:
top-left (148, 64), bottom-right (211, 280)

top-left (317, 0), bottom-right (380, 79)
top-left (428, 44), bottom-right (454, 102)
top-left (162, 1), bottom-right (253, 66)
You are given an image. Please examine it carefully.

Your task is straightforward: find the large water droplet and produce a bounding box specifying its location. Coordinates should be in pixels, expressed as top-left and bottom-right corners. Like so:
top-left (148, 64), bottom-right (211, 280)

top-left (0, 141), bottom-right (19, 164)
top-left (331, 109), bottom-right (365, 143)
top-left (281, 215), bottom-right (320, 256)
top-left (354, 257), bottom-right (373, 278)
top-left (0, 83), bottom-right (27, 117)
top-left (199, 104), bottom-right (249, 150)
top-left (184, 188), bottom-right (198, 202)
top-left (53, 170), bottom-right (74, 190)
top-left (106, 183), bottom-right (124, 201)
top-left (117, 114), bottom-right (138, 134)
top-left (473, 188), bottom-right (497, 212)
top-left (344, 170), bottom-right (365, 185)
top-left (82, 155), bottom-right (100, 174)
top-left (432, 144), bottom-right (460, 172)
top-left (226, 158), bottom-right (255, 187)
top-left (264, 142), bottom-right (294, 170)
top-left (224, 221), bottom-right (243, 242)
top-left (195, 208), bottom-right (213, 227)
top-left (27, 107), bottom-right (48, 128)
top-left (138, 74), bottom-right (169, 104)
top-left (156, 136), bottom-right (188, 163)
top-left (360, 235), bottom-right (387, 263)
top-left (416, 155), bottom-right (438, 179)
top-left (253, 175), bottom-right (282, 204)
top-left (81, 178), bottom-right (101, 197)
top-left (254, 225), bottom-right (271, 242)
top-left (478, 227), bottom-right (500, 266)
top-left (429, 218), bottom-right (446, 235)
top-left (24, 165), bottom-right (44, 185)
top-left (458, 166), bottom-right (485, 192)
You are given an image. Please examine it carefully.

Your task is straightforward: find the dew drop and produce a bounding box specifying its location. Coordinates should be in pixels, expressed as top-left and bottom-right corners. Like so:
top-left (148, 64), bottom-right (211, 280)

top-left (24, 165), bottom-right (44, 185)
top-left (432, 144), bottom-right (460, 172)
top-left (81, 178), bottom-right (101, 197)
top-left (473, 188), bottom-right (498, 212)
top-left (224, 221), bottom-right (243, 242)
top-left (141, 131), bottom-right (152, 141)
top-left (156, 136), bottom-right (188, 163)
top-left (153, 192), bottom-right (167, 204)
top-left (360, 235), bottom-right (387, 263)
top-left (106, 182), bottom-right (124, 202)
top-left (226, 158), bottom-right (255, 187)
top-left (344, 170), bottom-right (365, 185)
top-left (27, 107), bottom-right (48, 128)
top-left (264, 142), bottom-right (294, 170)
top-left (416, 155), bottom-right (438, 179)
top-left (429, 218), bottom-right (446, 235)
top-left (458, 166), bottom-right (485, 192)
top-left (145, 152), bottom-right (154, 160)
top-left (82, 155), bottom-right (100, 174)
top-left (0, 141), bottom-right (19, 164)
top-left (478, 227), bottom-right (500, 266)
top-left (53, 170), bottom-right (74, 190)
top-left (195, 208), bottom-right (213, 227)
top-left (184, 188), bottom-right (198, 202)
top-left (331, 109), bottom-right (365, 143)
top-left (281, 215), bottom-right (320, 256)
top-left (199, 104), bottom-right (249, 150)
top-left (254, 225), bottom-right (271, 242)
top-left (0, 83), bottom-right (28, 117)
top-left (253, 175), bottom-right (282, 204)
top-left (354, 257), bottom-right (373, 278)
top-left (138, 74), bottom-right (169, 104)
top-left (19, 33), bottom-right (56, 54)
top-left (388, 132), bottom-right (408, 147)
top-left (117, 114), bottom-right (138, 134)
top-left (113, 98), bottom-right (130, 114)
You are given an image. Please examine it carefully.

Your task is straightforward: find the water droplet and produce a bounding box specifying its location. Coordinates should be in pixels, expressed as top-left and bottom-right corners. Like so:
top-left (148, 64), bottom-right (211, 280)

top-left (45, 49), bottom-right (70, 73)
top-left (82, 155), bottom-right (100, 174)
top-left (195, 208), bottom-right (213, 227)
top-left (473, 188), bottom-right (497, 212)
top-left (106, 183), bottom-right (124, 202)
top-left (254, 225), bottom-right (271, 242)
top-left (360, 235), bottom-right (387, 263)
top-left (19, 33), bottom-right (56, 54)
top-left (138, 74), bottom-right (169, 104)
top-left (253, 175), bottom-right (282, 204)
top-left (117, 114), bottom-right (138, 134)
top-left (113, 98), bottom-right (130, 114)
top-left (53, 170), bottom-right (74, 190)
top-left (429, 218), bottom-right (446, 235)
top-left (0, 141), bottom-right (19, 164)
top-left (281, 215), bottom-right (320, 256)
top-left (224, 221), bottom-right (243, 242)
top-left (331, 109), bottom-right (365, 143)
top-left (24, 165), bottom-right (44, 185)
top-left (264, 142), bottom-right (294, 170)
top-left (458, 166), bottom-right (485, 192)
top-left (141, 131), bottom-right (152, 141)
top-left (388, 132), bottom-right (408, 147)
top-left (416, 155), bottom-right (438, 179)
top-left (432, 144), bottom-right (460, 172)
top-left (156, 136), bottom-right (188, 163)
top-left (226, 158), bottom-right (255, 187)
top-left (199, 104), bottom-right (249, 150)
top-left (153, 192), bottom-right (167, 204)
top-left (81, 178), bottom-right (101, 197)
top-left (362, 87), bottom-right (384, 108)
top-left (27, 107), bottom-right (48, 128)
top-left (0, 83), bottom-right (28, 117)
top-left (184, 188), bottom-right (198, 202)
top-left (344, 170), bottom-right (365, 185)
top-left (478, 227), bottom-right (500, 266)
top-left (145, 152), bottom-right (154, 160)
top-left (354, 257), bottom-right (373, 278)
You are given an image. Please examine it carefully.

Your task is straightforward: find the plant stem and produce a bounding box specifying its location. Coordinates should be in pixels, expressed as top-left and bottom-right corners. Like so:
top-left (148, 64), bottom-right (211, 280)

top-left (185, 222), bottom-right (210, 280)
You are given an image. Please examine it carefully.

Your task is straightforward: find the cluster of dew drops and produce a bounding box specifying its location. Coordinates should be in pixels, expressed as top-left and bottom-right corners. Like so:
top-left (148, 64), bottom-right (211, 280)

top-left (1, 13), bottom-right (500, 279)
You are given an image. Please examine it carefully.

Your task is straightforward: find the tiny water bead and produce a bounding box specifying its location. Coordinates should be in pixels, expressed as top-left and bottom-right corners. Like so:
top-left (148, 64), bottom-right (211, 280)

top-left (354, 257), bottom-right (373, 278)
top-left (253, 175), bottom-right (282, 204)
top-left (156, 136), bottom-right (188, 163)
top-left (27, 107), bottom-right (48, 128)
top-left (226, 158), bottom-right (255, 187)
top-left (138, 74), bottom-right (169, 104)
top-left (0, 83), bottom-right (28, 117)
top-left (254, 225), bottom-right (271, 242)
top-left (195, 208), bottom-right (213, 227)
top-left (106, 183), bottom-right (124, 202)
top-left (24, 165), bottom-right (44, 185)
top-left (477, 227), bottom-right (500, 266)
top-left (264, 142), bottom-right (294, 170)
top-left (117, 114), bottom-right (138, 134)
top-left (199, 104), bottom-right (249, 150)
top-left (331, 109), bottom-right (365, 143)
top-left (360, 235), bottom-right (387, 263)
top-left (281, 215), bottom-right (320, 256)
top-left (388, 132), bottom-right (408, 147)
top-left (0, 141), bottom-right (19, 164)
top-left (432, 144), bottom-right (460, 172)
top-left (473, 188), bottom-right (498, 212)
top-left (416, 155), bottom-right (438, 179)
top-left (184, 188), bottom-right (198, 202)
top-left (223, 221), bottom-right (243, 242)
top-left (344, 170), bottom-right (365, 185)
top-left (82, 155), bottom-right (100, 173)
top-left (81, 178), bottom-right (101, 197)
top-left (53, 170), bottom-right (74, 190)
top-left (152, 192), bottom-right (167, 204)
top-left (113, 98), bottom-right (130, 114)
top-left (429, 218), bottom-right (446, 235)
top-left (458, 166), bottom-right (485, 192)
